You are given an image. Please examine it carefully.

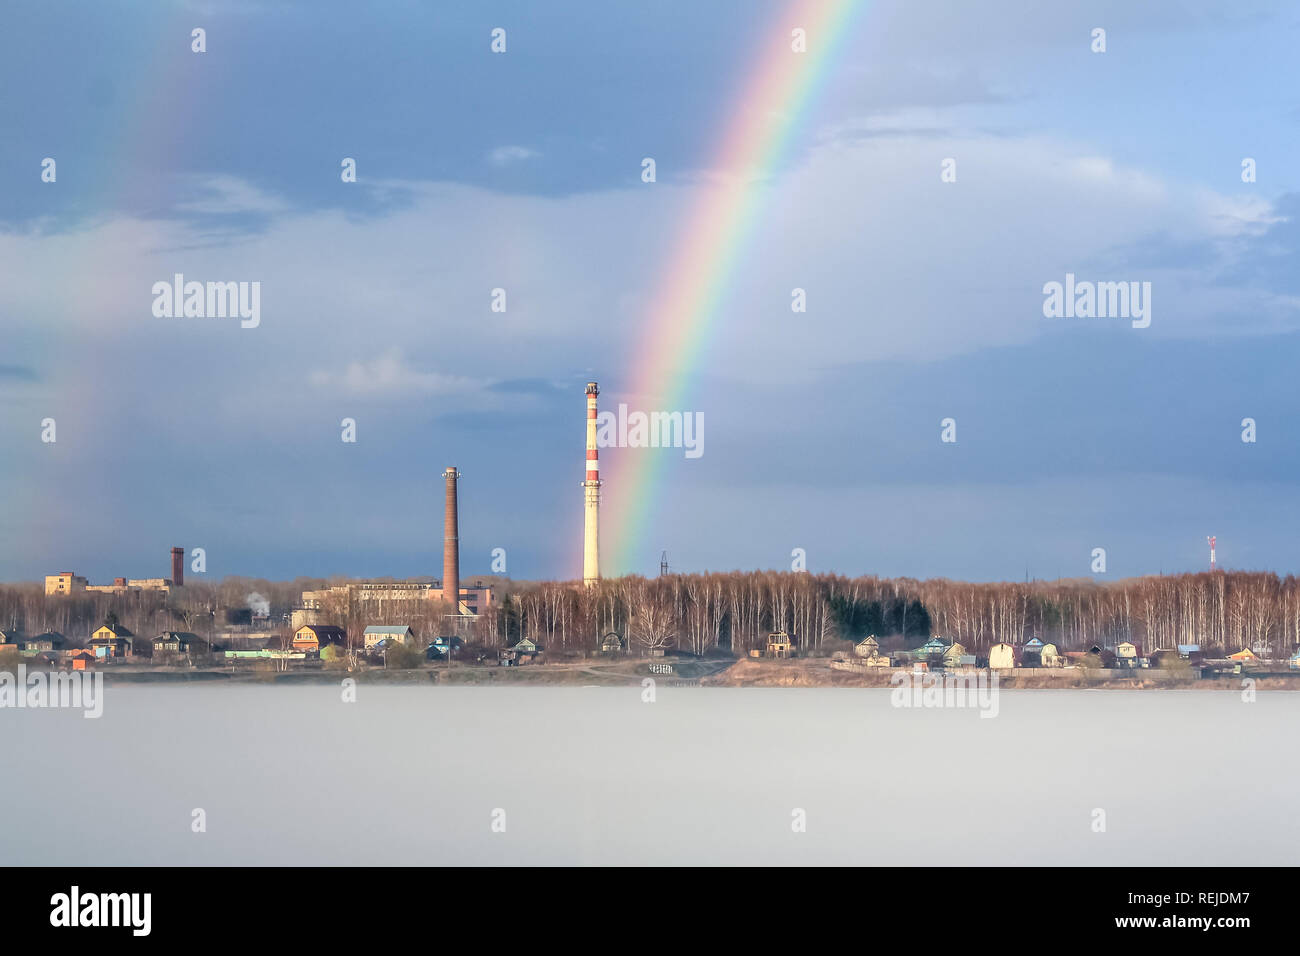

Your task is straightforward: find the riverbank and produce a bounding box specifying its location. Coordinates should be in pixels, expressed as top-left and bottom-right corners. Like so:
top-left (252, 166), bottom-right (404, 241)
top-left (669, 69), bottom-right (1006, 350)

top-left (58, 657), bottom-right (1300, 689)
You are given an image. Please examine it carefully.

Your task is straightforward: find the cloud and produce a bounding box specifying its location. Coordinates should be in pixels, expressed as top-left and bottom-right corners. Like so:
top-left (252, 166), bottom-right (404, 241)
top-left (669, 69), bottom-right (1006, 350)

top-left (173, 175), bottom-right (289, 216)
top-left (308, 351), bottom-right (489, 397)
top-left (0, 365), bottom-right (38, 382)
top-left (487, 146), bottom-right (540, 167)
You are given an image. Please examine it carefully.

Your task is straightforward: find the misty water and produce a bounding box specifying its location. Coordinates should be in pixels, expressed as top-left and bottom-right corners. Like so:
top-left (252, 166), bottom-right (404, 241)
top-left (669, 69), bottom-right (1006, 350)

top-left (5, 684), bottom-right (1295, 865)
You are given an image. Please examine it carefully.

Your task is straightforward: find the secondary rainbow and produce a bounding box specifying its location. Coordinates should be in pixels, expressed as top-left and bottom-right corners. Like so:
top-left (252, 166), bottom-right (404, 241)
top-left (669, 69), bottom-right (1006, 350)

top-left (606, 0), bottom-right (864, 574)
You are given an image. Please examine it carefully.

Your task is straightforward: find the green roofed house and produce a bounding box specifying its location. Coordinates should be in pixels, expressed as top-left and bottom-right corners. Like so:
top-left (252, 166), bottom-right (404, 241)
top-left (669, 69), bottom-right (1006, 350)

top-left (364, 625), bottom-right (415, 650)
top-left (913, 637), bottom-right (947, 661)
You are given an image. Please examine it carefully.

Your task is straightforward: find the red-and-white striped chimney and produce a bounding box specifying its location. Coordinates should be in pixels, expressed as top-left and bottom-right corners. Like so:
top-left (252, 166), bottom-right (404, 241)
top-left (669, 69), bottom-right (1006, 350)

top-left (583, 382), bottom-right (601, 586)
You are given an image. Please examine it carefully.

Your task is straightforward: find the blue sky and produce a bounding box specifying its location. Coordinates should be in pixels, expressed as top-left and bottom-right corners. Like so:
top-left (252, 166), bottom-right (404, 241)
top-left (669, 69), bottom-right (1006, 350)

top-left (2, 0), bottom-right (1299, 584)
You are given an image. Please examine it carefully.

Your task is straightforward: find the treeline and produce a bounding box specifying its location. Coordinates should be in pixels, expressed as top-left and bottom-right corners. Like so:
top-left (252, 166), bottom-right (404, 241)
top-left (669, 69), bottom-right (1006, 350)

top-left (481, 569), bottom-right (1300, 657)
top-left (4, 569), bottom-right (1297, 659)
top-left (0, 577), bottom-right (327, 645)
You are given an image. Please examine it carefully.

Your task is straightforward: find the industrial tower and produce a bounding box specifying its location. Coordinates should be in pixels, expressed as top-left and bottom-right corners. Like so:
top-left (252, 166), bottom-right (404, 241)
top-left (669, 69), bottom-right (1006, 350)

top-left (583, 382), bottom-right (601, 587)
top-left (443, 467), bottom-right (460, 613)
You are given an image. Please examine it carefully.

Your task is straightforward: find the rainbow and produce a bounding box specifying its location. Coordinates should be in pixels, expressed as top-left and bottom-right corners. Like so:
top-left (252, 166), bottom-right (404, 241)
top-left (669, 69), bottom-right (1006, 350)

top-left (606, 0), bottom-right (864, 574)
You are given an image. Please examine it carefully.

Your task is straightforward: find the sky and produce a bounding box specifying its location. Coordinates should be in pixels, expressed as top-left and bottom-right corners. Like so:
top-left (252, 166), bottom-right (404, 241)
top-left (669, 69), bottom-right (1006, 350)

top-left (2, 0), bottom-right (1299, 584)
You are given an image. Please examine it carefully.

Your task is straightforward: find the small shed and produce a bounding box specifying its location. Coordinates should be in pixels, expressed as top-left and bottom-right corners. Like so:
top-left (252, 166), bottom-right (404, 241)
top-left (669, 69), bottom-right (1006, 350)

top-left (68, 649), bottom-right (96, 671)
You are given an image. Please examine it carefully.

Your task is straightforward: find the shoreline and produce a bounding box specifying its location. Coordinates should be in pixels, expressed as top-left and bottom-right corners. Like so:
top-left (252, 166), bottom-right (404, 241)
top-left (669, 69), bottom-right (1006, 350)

top-left (35, 657), bottom-right (1300, 690)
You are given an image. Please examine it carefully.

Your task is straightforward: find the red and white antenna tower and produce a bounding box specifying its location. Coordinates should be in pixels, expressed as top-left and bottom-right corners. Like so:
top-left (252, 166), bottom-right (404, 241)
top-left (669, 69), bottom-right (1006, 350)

top-left (1207, 535), bottom-right (1216, 571)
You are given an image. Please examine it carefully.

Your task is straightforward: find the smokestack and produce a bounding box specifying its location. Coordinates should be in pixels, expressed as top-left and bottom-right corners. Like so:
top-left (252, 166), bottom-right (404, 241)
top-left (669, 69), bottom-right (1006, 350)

top-left (583, 382), bottom-right (601, 587)
top-left (171, 547), bottom-right (184, 587)
top-left (443, 467), bottom-right (460, 614)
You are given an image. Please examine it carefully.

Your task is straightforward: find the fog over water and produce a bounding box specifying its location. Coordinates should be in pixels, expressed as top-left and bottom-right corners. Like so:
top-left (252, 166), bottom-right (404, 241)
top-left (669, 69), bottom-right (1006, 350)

top-left (5, 685), bottom-right (1295, 865)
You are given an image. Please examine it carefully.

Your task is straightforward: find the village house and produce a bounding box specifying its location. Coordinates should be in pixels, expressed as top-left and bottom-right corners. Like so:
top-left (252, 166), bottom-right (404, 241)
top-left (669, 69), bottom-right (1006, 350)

top-left (20, 632), bottom-right (66, 656)
top-left (89, 624), bottom-right (135, 658)
top-left (427, 635), bottom-right (467, 661)
top-left (1228, 648), bottom-right (1259, 665)
top-left (1115, 641), bottom-right (1141, 668)
top-left (292, 624), bottom-right (348, 652)
top-left (600, 633), bottom-right (625, 655)
top-left (363, 625), bottom-right (415, 650)
top-left (942, 641), bottom-right (968, 668)
top-left (153, 631), bottom-right (202, 660)
top-left (1019, 637), bottom-right (1045, 667)
top-left (1040, 643), bottom-right (1061, 667)
top-left (1290, 650), bottom-right (1300, 671)
top-left (988, 642), bottom-right (1016, 669)
top-left (854, 636), bottom-right (880, 658)
top-left (912, 637), bottom-right (947, 662)
top-left (766, 630), bottom-right (793, 659)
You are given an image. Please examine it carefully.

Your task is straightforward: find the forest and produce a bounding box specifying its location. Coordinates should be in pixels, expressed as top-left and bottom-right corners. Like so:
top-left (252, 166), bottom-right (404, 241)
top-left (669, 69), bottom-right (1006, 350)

top-left (3, 568), bottom-right (1296, 659)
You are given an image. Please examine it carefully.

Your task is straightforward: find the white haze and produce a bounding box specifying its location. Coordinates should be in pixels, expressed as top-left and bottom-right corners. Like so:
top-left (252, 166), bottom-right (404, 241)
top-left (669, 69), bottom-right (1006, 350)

top-left (3, 685), bottom-right (1295, 865)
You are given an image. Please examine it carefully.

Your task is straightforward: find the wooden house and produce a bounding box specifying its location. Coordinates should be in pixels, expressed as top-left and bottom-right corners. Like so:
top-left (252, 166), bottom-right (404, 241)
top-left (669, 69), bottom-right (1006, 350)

top-left (600, 633), bottom-right (625, 655)
top-left (913, 637), bottom-right (947, 661)
top-left (89, 624), bottom-right (135, 658)
top-left (854, 636), bottom-right (880, 658)
top-left (1019, 637), bottom-right (1045, 667)
top-left (988, 642), bottom-right (1016, 669)
top-left (21, 632), bottom-right (66, 655)
top-left (766, 631), bottom-right (793, 658)
top-left (292, 624), bottom-right (347, 652)
top-left (363, 625), bottom-right (414, 650)
top-left (68, 649), bottom-right (96, 671)
top-left (153, 631), bottom-right (202, 658)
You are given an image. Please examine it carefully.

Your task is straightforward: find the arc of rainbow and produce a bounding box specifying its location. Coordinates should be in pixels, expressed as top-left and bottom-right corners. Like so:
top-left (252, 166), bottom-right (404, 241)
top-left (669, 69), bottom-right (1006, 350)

top-left (606, 0), bottom-right (864, 575)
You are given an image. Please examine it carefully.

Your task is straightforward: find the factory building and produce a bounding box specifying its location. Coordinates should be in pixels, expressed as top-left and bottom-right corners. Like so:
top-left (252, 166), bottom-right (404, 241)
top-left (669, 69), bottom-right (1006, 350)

top-left (290, 470), bottom-right (492, 629)
top-left (45, 547), bottom-right (185, 596)
top-left (44, 572), bottom-right (88, 595)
